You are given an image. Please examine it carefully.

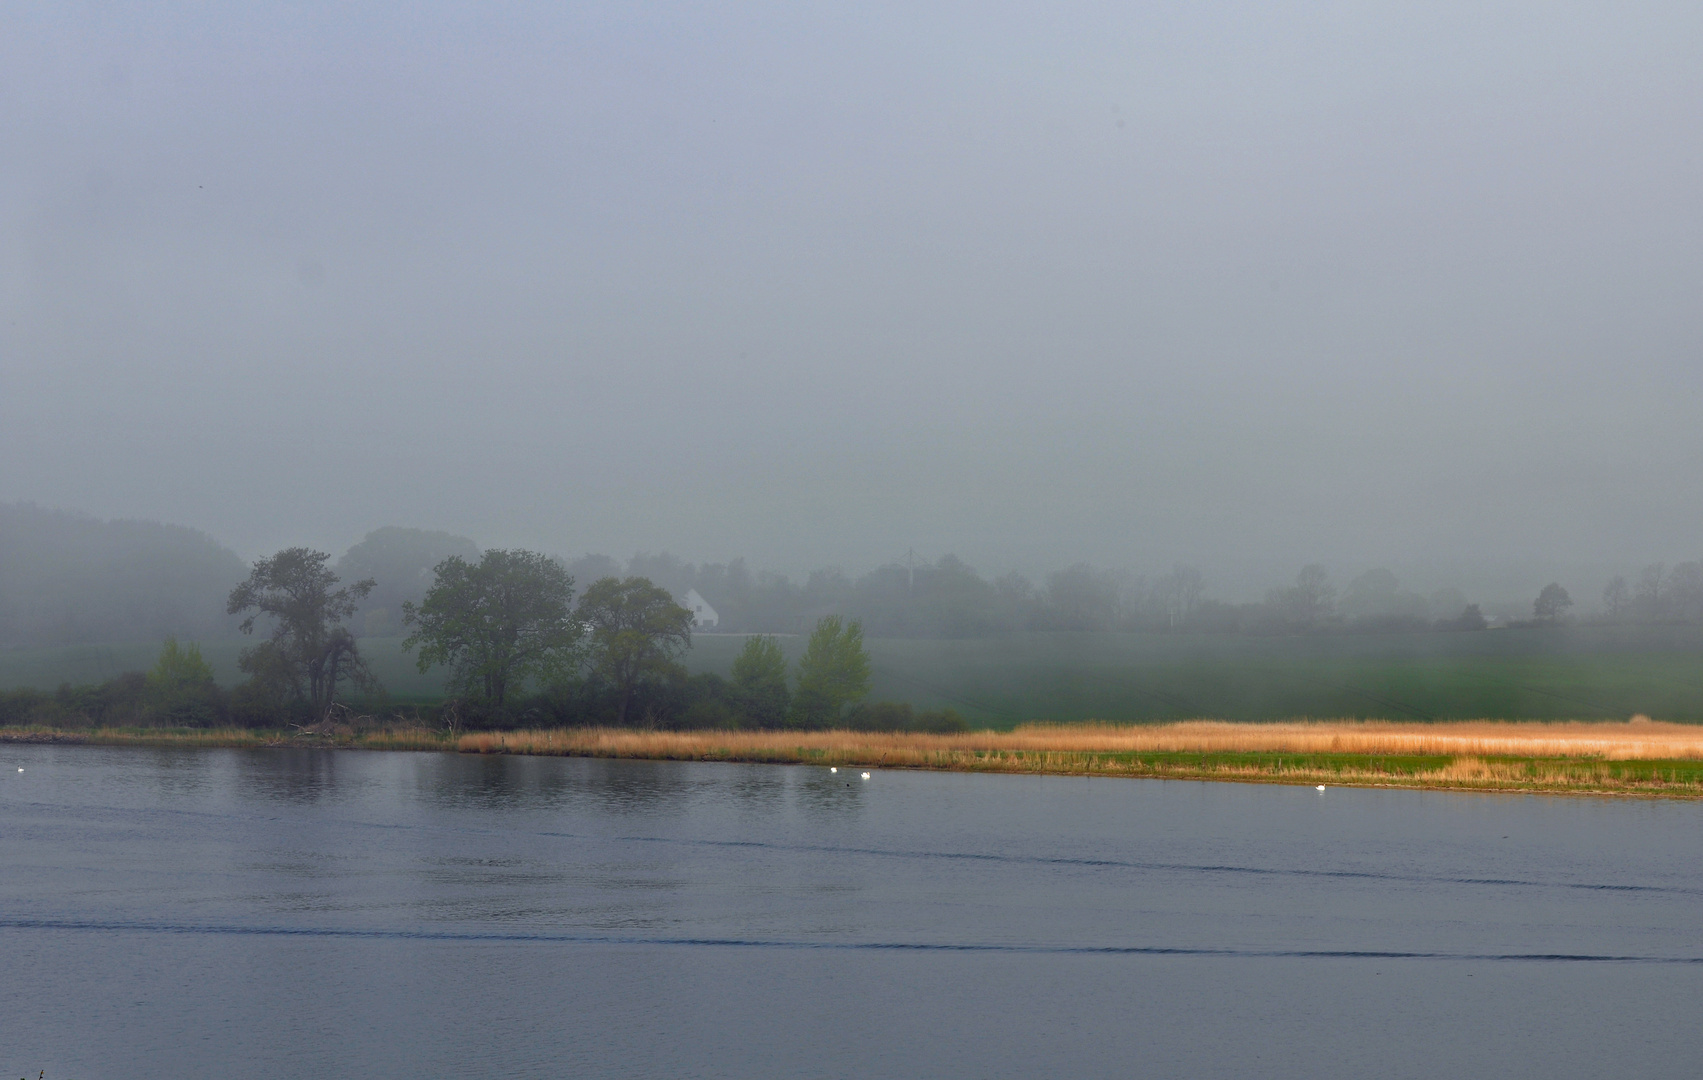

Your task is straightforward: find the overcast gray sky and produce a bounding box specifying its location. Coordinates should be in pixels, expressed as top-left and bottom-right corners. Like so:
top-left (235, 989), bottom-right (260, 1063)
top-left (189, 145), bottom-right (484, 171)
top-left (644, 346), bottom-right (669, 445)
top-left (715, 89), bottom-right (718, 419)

top-left (3, 1), bottom-right (1700, 596)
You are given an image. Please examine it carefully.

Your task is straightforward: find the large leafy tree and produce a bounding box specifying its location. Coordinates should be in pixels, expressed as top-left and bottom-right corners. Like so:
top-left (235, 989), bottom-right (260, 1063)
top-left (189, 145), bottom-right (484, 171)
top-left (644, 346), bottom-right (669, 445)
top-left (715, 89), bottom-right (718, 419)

top-left (401, 549), bottom-right (581, 707)
top-left (789, 615), bottom-right (871, 728)
top-left (731, 634), bottom-right (789, 728)
top-left (226, 548), bottom-right (376, 720)
top-left (578, 576), bottom-right (694, 726)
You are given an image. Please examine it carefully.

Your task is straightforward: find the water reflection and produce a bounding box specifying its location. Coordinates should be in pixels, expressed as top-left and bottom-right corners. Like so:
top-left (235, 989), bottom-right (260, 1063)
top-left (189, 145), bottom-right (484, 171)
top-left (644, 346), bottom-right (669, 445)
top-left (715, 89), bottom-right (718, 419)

top-left (571, 757), bottom-right (701, 816)
top-left (407, 753), bottom-right (587, 812)
top-left (416, 855), bottom-right (568, 890)
top-left (725, 770), bottom-right (787, 811)
top-left (237, 748), bottom-right (348, 804)
top-left (794, 765), bottom-right (866, 818)
top-left (136, 747), bottom-right (215, 798)
top-left (7, 745), bottom-right (1703, 1079)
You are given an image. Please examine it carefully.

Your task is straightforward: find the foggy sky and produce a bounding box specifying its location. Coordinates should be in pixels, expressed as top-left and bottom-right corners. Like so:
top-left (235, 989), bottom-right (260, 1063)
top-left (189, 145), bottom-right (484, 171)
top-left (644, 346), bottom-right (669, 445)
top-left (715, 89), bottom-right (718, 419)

top-left (4, 1), bottom-right (1701, 598)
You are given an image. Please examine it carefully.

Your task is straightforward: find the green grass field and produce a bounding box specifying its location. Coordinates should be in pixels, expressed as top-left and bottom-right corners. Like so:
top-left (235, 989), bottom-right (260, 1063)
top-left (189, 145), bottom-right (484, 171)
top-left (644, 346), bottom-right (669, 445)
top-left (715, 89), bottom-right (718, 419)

top-left (5, 626), bottom-right (1703, 725)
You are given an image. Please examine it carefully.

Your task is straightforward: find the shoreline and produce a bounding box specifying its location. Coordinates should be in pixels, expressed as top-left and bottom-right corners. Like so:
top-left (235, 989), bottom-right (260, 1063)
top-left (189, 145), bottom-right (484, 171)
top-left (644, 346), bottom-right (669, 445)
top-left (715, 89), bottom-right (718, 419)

top-left (8, 720), bottom-right (1703, 799)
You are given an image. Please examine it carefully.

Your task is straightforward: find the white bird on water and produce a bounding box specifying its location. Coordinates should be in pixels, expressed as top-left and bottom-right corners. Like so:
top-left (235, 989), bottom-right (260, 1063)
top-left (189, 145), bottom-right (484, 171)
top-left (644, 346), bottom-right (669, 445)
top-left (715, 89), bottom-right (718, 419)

top-left (1316, 785), bottom-right (1326, 791)
top-left (861, 772), bottom-right (871, 780)
top-left (830, 767), bottom-right (837, 773)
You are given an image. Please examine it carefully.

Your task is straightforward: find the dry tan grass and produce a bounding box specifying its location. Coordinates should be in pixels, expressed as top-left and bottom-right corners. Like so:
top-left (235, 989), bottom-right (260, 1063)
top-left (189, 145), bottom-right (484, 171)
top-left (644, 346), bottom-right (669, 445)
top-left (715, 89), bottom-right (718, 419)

top-left (9, 720), bottom-right (1703, 795)
top-left (456, 720), bottom-right (1703, 763)
top-left (448, 721), bottom-right (1703, 796)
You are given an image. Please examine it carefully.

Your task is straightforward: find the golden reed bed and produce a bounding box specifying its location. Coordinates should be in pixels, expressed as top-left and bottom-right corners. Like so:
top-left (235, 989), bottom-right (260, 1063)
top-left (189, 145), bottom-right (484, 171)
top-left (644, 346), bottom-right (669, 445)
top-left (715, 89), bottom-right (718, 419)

top-left (444, 719), bottom-right (1703, 797)
top-left (10, 720), bottom-right (1703, 795)
top-left (457, 718), bottom-right (1703, 764)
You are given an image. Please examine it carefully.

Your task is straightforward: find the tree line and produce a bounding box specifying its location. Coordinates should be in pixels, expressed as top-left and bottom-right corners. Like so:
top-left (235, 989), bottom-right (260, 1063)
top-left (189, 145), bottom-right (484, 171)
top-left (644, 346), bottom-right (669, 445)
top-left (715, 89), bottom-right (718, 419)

top-left (9, 505), bottom-right (1693, 649)
top-left (0, 507), bottom-right (1496, 646)
top-left (607, 554), bottom-right (1497, 637)
top-left (1598, 563), bottom-right (1703, 624)
top-left (2, 546), bottom-right (973, 733)
top-left (228, 546), bottom-right (749, 728)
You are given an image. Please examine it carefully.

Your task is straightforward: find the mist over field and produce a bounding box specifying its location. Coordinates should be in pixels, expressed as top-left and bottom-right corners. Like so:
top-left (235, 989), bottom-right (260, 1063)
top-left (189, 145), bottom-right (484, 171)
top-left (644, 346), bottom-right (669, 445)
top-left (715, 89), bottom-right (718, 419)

top-left (14, 13), bottom-right (1703, 1076)
top-left (4, 1), bottom-right (1702, 597)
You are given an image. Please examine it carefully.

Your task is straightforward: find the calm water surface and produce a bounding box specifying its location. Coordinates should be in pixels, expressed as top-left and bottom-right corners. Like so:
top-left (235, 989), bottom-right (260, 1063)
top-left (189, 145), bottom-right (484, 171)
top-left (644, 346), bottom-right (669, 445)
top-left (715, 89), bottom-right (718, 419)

top-left (3, 746), bottom-right (1702, 1078)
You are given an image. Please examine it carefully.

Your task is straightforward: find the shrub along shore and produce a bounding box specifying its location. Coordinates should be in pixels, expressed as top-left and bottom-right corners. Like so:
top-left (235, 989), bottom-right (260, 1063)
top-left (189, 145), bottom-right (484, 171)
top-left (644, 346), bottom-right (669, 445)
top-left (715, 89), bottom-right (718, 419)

top-left (7, 719), bottom-right (1703, 798)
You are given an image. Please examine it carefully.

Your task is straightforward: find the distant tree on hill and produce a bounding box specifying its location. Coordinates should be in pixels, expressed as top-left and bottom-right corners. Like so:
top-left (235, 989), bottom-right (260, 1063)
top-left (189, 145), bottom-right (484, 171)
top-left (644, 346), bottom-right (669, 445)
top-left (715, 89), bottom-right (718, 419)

top-left (402, 550), bottom-right (581, 707)
top-left (1154, 565), bottom-right (1206, 631)
top-left (1669, 563), bottom-right (1703, 622)
top-left (802, 568), bottom-right (855, 617)
top-left (0, 502), bottom-right (245, 647)
top-left (1427, 588), bottom-right (1470, 623)
top-left (1602, 576), bottom-right (1629, 620)
top-left (227, 548), bottom-right (377, 721)
top-left (731, 635), bottom-right (790, 728)
top-left (789, 615), bottom-right (871, 728)
top-left (1436, 604), bottom-right (1488, 632)
top-left (1265, 564), bottom-right (1336, 629)
top-left (578, 577), bottom-right (695, 725)
top-left (1533, 583), bottom-right (1574, 624)
top-left (1339, 567), bottom-right (1399, 615)
top-left (992, 571), bottom-right (1041, 631)
top-left (1626, 563), bottom-right (1666, 622)
top-left (562, 553), bottom-right (623, 591)
top-left (1042, 563), bottom-right (1121, 631)
top-left (625, 552), bottom-right (694, 596)
top-left (1338, 568), bottom-right (1431, 626)
top-left (336, 527), bottom-right (480, 636)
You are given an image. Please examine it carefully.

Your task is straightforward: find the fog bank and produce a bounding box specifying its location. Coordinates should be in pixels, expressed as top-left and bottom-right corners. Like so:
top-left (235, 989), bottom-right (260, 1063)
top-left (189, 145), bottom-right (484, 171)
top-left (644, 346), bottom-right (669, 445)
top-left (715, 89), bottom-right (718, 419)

top-left (4, 2), bottom-right (1700, 582)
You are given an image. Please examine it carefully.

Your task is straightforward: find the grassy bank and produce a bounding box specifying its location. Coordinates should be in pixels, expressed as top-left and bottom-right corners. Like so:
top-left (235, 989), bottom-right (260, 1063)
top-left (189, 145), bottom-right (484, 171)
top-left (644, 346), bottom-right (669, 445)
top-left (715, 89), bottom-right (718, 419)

top-left (0, 726), bottom-right (456, 751)
top-left (9, 720), bottom-right (1703, 797)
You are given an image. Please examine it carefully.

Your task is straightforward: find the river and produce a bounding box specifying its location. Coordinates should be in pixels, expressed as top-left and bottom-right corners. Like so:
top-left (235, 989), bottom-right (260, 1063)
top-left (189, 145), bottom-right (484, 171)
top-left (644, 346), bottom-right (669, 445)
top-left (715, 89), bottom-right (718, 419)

top-left (3, 745), bottom-right (1701, 1077)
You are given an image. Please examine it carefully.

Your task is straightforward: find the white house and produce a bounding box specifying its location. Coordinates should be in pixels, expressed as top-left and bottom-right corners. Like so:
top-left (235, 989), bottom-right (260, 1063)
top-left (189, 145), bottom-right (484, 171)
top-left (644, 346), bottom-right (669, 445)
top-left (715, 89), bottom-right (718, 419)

top-left (681, 588), bottom-right (719, 630)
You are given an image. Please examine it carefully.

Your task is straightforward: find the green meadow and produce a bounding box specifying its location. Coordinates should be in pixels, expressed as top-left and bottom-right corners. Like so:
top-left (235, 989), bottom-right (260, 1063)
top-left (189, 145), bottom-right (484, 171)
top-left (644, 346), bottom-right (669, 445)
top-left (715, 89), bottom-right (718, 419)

top-left (5, 624), bottom-right (1703, 726)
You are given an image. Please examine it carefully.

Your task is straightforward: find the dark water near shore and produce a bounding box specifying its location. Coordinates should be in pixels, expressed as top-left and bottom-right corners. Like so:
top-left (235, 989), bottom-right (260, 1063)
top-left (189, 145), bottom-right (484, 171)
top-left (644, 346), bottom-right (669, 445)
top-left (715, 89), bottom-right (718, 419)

top-left (4, 747), bottom-right (1702, 1078)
